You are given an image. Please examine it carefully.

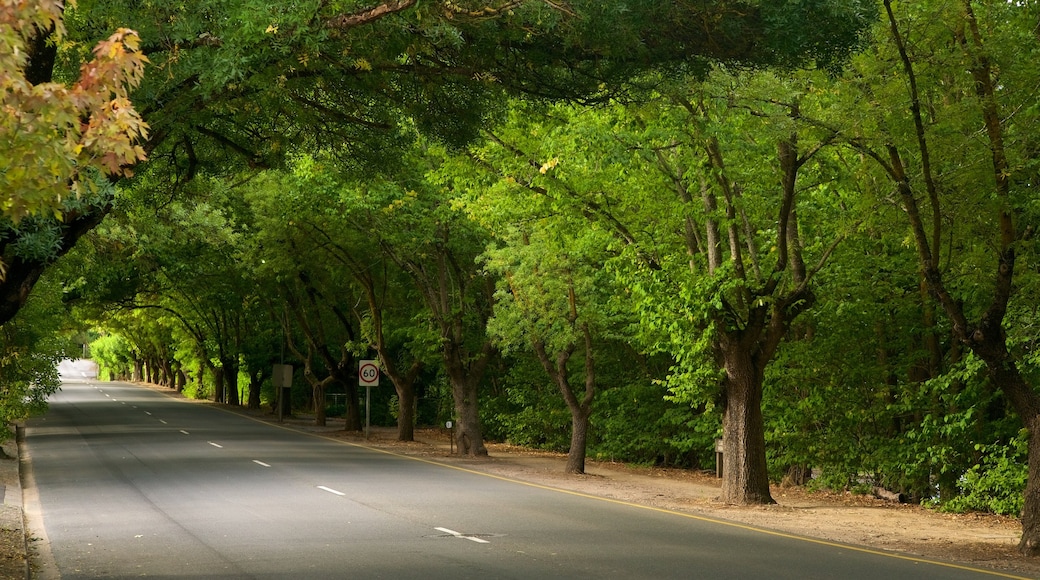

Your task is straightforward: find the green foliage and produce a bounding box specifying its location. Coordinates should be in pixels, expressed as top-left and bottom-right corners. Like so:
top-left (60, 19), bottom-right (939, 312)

top-left (1, 2), bottom-right (148, 221)
top-left (591, 383), bottom-right (719, 468)
top-left (28, 0), bottom-right (1040, 529)
top-left (481, 350), bottom-right (715, 468)
top-left (939, 440), bottom-right (1028, 517)
top-left (481, 356), bottom-right (570, 449)
top-left (89, 333), bottom-right (134, 380)
top-left (0, 275), bottom-right (73, 437)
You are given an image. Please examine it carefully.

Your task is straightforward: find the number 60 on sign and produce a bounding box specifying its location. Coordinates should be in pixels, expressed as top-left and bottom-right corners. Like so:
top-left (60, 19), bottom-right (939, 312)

top-left (359, 360), bottom-right (380, 386)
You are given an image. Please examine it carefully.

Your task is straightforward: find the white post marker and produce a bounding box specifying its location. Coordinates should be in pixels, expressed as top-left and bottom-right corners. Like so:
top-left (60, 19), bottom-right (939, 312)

top-left (359, 360), bottom-right (380, 437)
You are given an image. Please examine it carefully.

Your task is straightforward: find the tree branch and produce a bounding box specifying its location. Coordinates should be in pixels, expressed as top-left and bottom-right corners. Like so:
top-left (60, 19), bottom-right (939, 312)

top-left (328, 0), bottom-right (417, 30)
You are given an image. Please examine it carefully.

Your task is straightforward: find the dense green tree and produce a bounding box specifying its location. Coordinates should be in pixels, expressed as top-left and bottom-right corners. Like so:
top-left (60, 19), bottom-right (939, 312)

top-left (0, 275), bottom-right (72, 443)
top-left (378, 167), bottom-right (498, 457)
top-left (791, 0), bottom-right (1040, 552)
top-left (460, 87), bottom-right (856, 501)
top-left (481, 210), bottom-right (619, 474)
top-left (2, 0), bottom-right (877, 330)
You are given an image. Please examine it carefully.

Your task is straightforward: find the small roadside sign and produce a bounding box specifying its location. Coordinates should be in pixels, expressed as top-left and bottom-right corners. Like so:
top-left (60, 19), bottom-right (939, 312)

top-left (359, 360), bottom-right (380, 387)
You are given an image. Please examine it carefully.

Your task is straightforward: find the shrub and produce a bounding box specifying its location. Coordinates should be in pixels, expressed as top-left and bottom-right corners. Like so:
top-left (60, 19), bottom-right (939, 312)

top-left (940, 439), bottom-right (1027, 517)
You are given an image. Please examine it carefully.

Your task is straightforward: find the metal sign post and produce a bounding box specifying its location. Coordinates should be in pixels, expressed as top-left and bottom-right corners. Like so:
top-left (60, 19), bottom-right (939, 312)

top-left (359, 360), bottom-right (380, 438)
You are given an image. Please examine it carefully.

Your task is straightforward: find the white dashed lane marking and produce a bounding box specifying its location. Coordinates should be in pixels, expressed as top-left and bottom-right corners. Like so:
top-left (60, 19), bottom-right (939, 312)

top-left (317, 486), bottom-right (345, 496)
top-left (435, 527), bottom-right (490, 544)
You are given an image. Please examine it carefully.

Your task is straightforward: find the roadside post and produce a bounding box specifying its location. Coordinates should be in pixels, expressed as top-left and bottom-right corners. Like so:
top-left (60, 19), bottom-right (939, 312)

top-left (272, 364), bottom-right (293, 422)
top-left (359, 360), bottom-right (380, 437)
top-left (715, 438), bottom-right (724, 478)
top-left (446, 421), bottom-right (454, 454)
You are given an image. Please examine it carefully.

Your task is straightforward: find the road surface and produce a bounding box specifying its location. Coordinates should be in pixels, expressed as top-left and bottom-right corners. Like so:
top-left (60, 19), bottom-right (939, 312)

top-left (23, 375), bottom-right (1018, 579)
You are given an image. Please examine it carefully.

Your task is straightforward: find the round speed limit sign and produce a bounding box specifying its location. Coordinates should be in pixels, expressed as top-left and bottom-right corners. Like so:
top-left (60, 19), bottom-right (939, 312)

top-left (359, 360), bottom-right (380, 386)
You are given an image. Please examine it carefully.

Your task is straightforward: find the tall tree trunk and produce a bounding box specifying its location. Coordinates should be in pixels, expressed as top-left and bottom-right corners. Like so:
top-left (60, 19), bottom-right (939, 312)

top-left (449, 374), bottom-right (486, 456)
top-left (345, 384), bottom-right (362, 430)
top-left (969, 335), bottom-right (1040, 555)
top-left (338, 368), bottom-right (362, 431)
top-left (719, 341), bottom-right (774, 505)
top-left (161, 359), bottom-right (174, 387)
top-left (213, 366), bottom-right (225, 403)
top-left (396, 381), bottom-right (416, 441)
top-left (313, 380), bottom-right (327, 427)
top-left (566, 411), bottom-right (591, 474)
top-left (378, 354), bottom-right (422, 441)
top-left (444, 342), bottom-right (488, 456)
top-left (533, 319), bottom-right (597, 475)
top-left (248, 371), bottom-right (262, 409)
top-left (223, 358), bottom-right (240, 406)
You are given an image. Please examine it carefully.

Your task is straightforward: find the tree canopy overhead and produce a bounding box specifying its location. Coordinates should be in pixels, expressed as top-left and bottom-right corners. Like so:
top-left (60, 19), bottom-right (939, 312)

top-left (1, 0), bottom-right (148, 221)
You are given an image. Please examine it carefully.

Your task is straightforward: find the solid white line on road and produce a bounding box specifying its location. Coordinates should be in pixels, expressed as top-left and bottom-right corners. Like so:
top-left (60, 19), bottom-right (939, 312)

top-left (179, 430), bottom-right (190, 435)
top-left (317, 486), bottom-right (346, 496)
top-left (435, 527), bottom-right (491, 544)
top-left (208, 442), bottom-right (223, 448)
top-left (252, 460), bottom-right (271, 468)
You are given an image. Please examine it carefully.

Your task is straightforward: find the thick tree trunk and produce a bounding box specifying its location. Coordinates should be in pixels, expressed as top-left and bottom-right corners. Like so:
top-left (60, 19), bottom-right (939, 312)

top-left (565, 410), bottom-right (591, 475)
top-left (213, 367), bottom-right (225, 403)
top-left (719, 345), bottom-right (774, 505)
top-left (312, 375), bottom-right (351, 427)
top-left (1022, 416), bottom-right (1040, 556)
top-left (379, 357), bottom-right (422, 442)
top-left (342, 377), bottom-right (361, 431)
top-left (160, 359), bottom-right (174, 387)
top-left (248, 373), bottom-right (262, 409)
top-left (975, 347), bottom-right (1040, 555)
top-left (533, 326), bottom-right (597, 475)
top-left (444, 351), bottom-right (487, 456)
top-left (451, 377), bottom-right (486, 456)
top-left (313, 382), bottom-right (327, 427)
top-left (225, 360), bottom-right (240, 406)
top-left (396, 383), bottom-right (416, 441)
top-left (175, 369), bottom-right (187, 393)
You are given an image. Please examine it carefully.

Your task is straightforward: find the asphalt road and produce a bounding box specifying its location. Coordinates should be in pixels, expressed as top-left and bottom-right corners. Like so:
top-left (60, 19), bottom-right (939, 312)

top-left (23, 377), bottom-right (1018, 579)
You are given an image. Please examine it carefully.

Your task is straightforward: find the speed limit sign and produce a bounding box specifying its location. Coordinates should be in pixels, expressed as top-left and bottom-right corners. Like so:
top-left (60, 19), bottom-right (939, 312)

top-left (359, 360), bottom-right (380, 386)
